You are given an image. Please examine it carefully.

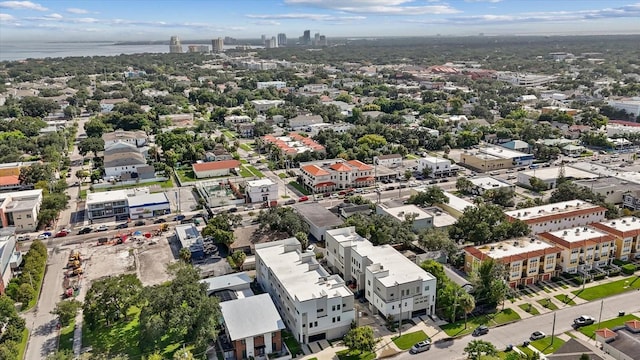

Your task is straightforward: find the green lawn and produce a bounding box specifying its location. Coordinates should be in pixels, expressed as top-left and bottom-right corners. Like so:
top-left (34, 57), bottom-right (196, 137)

top-left (336, 349), bottom-right (376, 360)
top-left (530, 336), bottom-right (565, 354)
top-left (516, 346), bottom-right (535, 358)
top-left (392, 330), bottom-right (428, 350)
top-left (246, 165), bottom-right (265, 178)
top-left (288, 181), bottom-right (311, 195)
top-left (92, 179), bottom-right (174, 192)
top-left (554, 294), bottom-right (576, 305)
top-left (278, 172), bottom-right (288, 179)
top-left (536, 299), bottom-right (558, 311)
top-left (238, 166), bottom-right (254, 178)
top-left (82, 307), bottom-right (187, 358)
top-left (406, 154), bottom-right (419, 160)
top-left (442, 309), bottom-right (521, 337)
top-left (282, 330), bottom-right (302, 357)
top-left (518, 303), bottom-right (540, 315)
top-left (239, 143), bottom-right (253, 152)
top-left (222, 130), bottom-right (236, 139)
top-left (79, 189), bottom-right (87, 199)
top-left (175, 169), bottom-right (197, 183)
top-left (17, 328), bottom-right (28, 360)
top-left (58, 319), bottom-right (75, 351)
top-left (573, 276), bottom-right (640, 301)
top-left (579, 314), bottom-right (640, 338)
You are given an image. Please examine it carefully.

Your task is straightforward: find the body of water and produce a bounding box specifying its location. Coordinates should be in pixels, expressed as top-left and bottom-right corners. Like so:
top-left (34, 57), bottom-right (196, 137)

top-left (0, 42), bottom-right (260, 62)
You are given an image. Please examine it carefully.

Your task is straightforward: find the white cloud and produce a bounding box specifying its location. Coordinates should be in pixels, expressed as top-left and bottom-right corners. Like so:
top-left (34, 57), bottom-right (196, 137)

top-left (46, 13), bottom-right (62, 19)
top-left (464, 0), bottom-right (503, 3)
top-left (0, 1), bottom-right (47, 11)
top-left (66, 8), bottom-right (89, 14)
top-left (283, 0), bottom-right (459, 15)
top-left (252, 20), bottom-right (281, 26)
top-left (247, 13), bottom-right (366, 21)
top-left (0, 12), bottom-right (15, 21)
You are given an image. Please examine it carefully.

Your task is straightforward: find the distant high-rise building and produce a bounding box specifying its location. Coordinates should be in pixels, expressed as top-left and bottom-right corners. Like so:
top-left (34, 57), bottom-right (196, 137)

top-left (303, 30), bottom-right (311, 45)
top-left (188, 45), bottom-right (209, 53)
top-left (169, 36), bottom-right (182, 53)
top-left (261, 34), bottom-right (266, 43)
top-left (319, 35), bottom-right (327, 46)
top-left (277, 33), bottom-right (287, 47)
top-left (314, 32), bottom-right (320, 46)
top-left (266, 37), bottom-right (277, 49)
top-left (212, 37), bottom-right (224, 52)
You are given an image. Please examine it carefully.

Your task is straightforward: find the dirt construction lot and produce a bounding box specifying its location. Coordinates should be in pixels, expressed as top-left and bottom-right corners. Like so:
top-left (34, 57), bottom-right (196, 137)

top-left (68, 235), bottom-right (176, 286)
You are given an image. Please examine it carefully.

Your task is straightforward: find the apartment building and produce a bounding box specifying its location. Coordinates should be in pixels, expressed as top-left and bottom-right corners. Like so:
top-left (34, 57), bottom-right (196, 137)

top-left (0, 189), bottom-right (43, 232)
top-left (464, 237), bottom-right (562, 287)
top-left (325, 227), bottom-right (437, 319)
top-left (262, 133), bottom-right (325, 157)
top-left (255, 238), bottom-right (355, 344)
top-left (102, 129), bottom-right (147, 148)
top-left (300, 160), bottom-right (374, 193)
top-left (85, 187), bottom-right (170, 222)
top-left (591, 217), bottom-right (640, 261)
top-left (539, 226), bottom-right (615, 274)
top-left (505, 200), bottom-right (607, 234)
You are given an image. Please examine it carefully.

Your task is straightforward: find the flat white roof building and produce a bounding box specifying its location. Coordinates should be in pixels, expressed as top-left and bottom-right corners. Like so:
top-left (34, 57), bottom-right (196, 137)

top-left (517, 166), bottom-right (599, 190)
top-left (325, 227), bottom-right (437, 320)
top-left (505, 200), bottom-right (606, 234)
top-left (469, 176), bottom-right (515, 195)
top-left (255, 238), bottom-right (355, 344)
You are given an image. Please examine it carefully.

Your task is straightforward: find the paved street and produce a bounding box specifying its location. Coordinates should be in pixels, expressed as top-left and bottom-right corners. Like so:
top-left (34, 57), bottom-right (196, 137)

top-left (23, 248), bottom-right (68, 360)
top-left (391, 290), bottom-right (640, 360)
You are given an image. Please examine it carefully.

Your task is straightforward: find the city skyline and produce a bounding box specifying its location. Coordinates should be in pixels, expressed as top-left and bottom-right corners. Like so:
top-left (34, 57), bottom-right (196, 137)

top-left (0, 0), bottom-right (640, 42)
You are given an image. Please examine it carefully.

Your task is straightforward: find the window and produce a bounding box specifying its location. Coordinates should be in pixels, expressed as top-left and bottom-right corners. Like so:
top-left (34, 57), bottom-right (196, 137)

top-left (309, 322), bottom-right (313, 328)
top-left (332, 317), bottom-right (336, 323)
top-left (337, 304), bottom-right (341, 310)
top-left (314, 321), bottom-right (317, 327)
top-left (317, 308), bottom-right (323, 313)
top-left (425, 286), bottom-right (429, 291)
top-left (337, 316), bottom-right (341, 321)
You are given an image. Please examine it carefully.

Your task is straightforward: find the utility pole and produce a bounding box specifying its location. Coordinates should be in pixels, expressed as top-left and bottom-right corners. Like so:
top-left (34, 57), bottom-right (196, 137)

top-left (551, 312), bottom-right (556, 345)
top-left (597, 299), bottom-right (604, 330)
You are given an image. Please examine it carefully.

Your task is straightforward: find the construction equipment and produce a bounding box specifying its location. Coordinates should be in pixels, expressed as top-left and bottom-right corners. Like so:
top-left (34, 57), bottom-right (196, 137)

top-left (69, 250), bottom-right (80, 261)
top-left (64, 288), bottom-right (74, 298)
top-left (67, 259), bottom-right (81, 269)
top-left (73, 268), bottom-right (83, 276)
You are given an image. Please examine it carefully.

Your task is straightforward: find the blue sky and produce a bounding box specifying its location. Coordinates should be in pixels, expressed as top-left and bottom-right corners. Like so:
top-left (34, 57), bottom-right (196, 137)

top-left (1, 0), bottom-right (639, 42)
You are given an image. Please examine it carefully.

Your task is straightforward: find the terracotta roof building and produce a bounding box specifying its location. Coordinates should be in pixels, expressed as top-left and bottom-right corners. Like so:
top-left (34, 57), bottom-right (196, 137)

top-left (505, 200), bottom-right (607, 234)
top-left (262, 133), bottom-right (325, 156)
top-left (192, 160), bottom-right (241, 179)
top-left (539, 226), bottom-right (616, 274)
top-left (591, 216), bottom-right (640, 261)
top-left (299, 159), bottom-right (374, 193)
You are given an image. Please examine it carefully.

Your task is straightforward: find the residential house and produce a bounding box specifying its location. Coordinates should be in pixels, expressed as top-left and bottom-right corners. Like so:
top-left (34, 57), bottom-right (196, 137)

top-left (596, 319), bottom-right (640, 360)
top-left (539, 226), bottom-right (615, 274)
top-left (299, 160), bottom-right (374, 193)
top-left (219, 294), bottom-right (287, 360)
top-left (255, 238), bottom-right (356, 344)
top-left (375, 202), bottom-right (433, 232)
top-left (501, 140), bottom-right (530, 153)
top-left (192, 160), bottom-right (241, 179)
top-left (464, 237), bottom-right (563, 287)
top-left (505, 200), bottom-right (607, 234)
top-left (325, 227), bottom-right (437, 319)
top-left (288, 115), bottom-right (323, 130)
top-left (99, 98), bottom-right (128, 113)
top-left (104, 152), bottom-right (147, 179)
top-left (237, 123), bottom-right (255, 138)
top-left (159, 113), bottom-right (194, 127)
top-left (0, 189), bottom-right (43, 232)
top-left (251, 100), bottom-right (285, 113)
top-left (591, 217), bottom-right (640, 261)
top-left (246, 179), bottom-right (278, 204)
top-left (256, 81), bottom-right (287, 90)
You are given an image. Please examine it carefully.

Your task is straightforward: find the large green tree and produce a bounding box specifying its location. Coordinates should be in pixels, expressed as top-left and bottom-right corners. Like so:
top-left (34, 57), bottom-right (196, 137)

top-left (407, 186), bottom-right (448, 206)
top-left (449, 204), bottom-right (530, 245)
top-left (470, 259), bottom-right (509, 308)
top-left (83, 274), bottom-right (143, 329)
top-left (343, 326), bottom-right (377, 353)
top-left (464, 340), bottom-right (497, 360)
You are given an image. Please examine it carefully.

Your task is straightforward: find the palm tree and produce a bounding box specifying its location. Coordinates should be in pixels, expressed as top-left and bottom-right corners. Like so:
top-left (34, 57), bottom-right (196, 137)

top-left (460, 292), bottom-right (476, 329)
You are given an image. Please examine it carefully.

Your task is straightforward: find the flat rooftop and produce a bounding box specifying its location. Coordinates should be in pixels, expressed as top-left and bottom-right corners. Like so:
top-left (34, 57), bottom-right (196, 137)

top-left (520, 166), bottom-right (599, 181)
top-left (86, 187), bottom-right (151, 204)
top-left (470, 237), bottom-right (559, 260)
top-left (378, 204), bottom-right (432, 222)
top-left (594, 216), bottom-right (640, 233)
top-left (256, 238), bottom-right (353, 302)
top-left (201, 272), bottom-right (252, 294)
top-left (545, 226), bottom-right (612, 243)
top-left (441, 191), bottom-right (476, 213)
top-left (470, 176), bottom-right (513, 190)
top-left (480, 146), bottom-right (529, 159)
top-left (505, 200), bottom-right (600, 222)
top-left (220, 293), bottom-right (285, 341)
top-left (423, 207), bottom-right (457, 228)
top-left (246, 178), bottom-right (275, 187)
top-left (127, 192), bottom-right (169, 207)
top-left (3, 197), bottom-right (39, 212)
top-left (293, 202), bottom-right (344, 228)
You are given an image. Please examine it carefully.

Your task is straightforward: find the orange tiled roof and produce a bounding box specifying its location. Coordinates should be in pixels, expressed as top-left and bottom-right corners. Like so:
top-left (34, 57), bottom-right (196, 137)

top-left (0, 175), bottom-right (20, 186)
top-left (346, 160), bottom-right (373, 171)
top-left (626, 319), bottom-right (640, 330)
top-left (330, 163), bottom-right (352, 172)
top-left (302, 165), bottom-right (330, 177)
top-left (192, 160), bottom-right (240, 172)
top-left (595, 328), bottom-right (616, 339)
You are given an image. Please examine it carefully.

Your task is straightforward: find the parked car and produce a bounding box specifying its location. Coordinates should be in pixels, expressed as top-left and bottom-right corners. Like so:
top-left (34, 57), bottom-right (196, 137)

top-left (473, 325), bottom-right (489, 337)
top-left (306, 245), bottom-right (315, 253)
top-left (439, 179), bottom-right (448, 183)
top-left (37, 233), bottom-right (50, 240)
top-left (174, 214), bottom-right (186, 221)
top-left (134, 220), bottom-right (145, 226)
top-left (530, 331), bottom-right (546, 340)
top-left (153, 218), bottom-right (166, 224)
top-left (55, 230), bottom-right (68, 238)
top-left (227, 207), bottom-right (238, 213)
top-left (429, 180), bottom-right (438, 184)
top-left (115, 223), bottom-right (128, 229)
top-left (180, 218), bottom-right (194, 224)
top-left (95, 225), bottom-right (109, 232)
top-left (284, 199), bottom-right (296, 205)
top-left (573, 315), bottom-right (595, 327)
top-left (17, 234), bottom-right (30, 241)
top-left (78, 227), bottom-right (92, 235)
top-left (299, 196), bottom-right (309, 202)
top-left (409, 341), bottom-right (431, 354)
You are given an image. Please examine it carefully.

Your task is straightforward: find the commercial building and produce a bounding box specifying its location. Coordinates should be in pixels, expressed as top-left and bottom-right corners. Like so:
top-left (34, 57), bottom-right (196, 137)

top-left (292, 202), bottom-right (344, 241)
top-left (255, 238), bottom-right (356, 344)
top-left (0, 189), bottom-right (43, 232)
top-left (575, 177), bottom-right (640, 205)
top-left (175, 223), bottom-right (205, 260)
top-left (169, 35), bottom-right (183, 53)
top-left (300, 160), bottom-right (374, 193)
top-left (505, 200), bottom-right (606, 234)
top-left (607, 98), bottom-right (640, 117)
top-left (375, 202), bottom-right (434, 232)
top-left (192, 160), bottom-right (241, 179)
top-left (262, 134), bottom-right (325, 156)
top-left (468, 176), bottom-right (515, 195)
top-left (496, 72), bottom-right (557, 87)
top-left (325, 227), bottom-right (437, 319)
top-left (256, 81), bottom-right (287, 90)
top-left (245, 179), bottom-right (278, 204)
top-left (85, 187), bottom-right (170, 222)
top-left (219, 294), bottom-right (286, 360)
top-left (0, 229), bottom-right (21, 294)
top-left (373, 154), bottom-right (403, 168)
top-left (460, 146), bottom-right (534, 172)
top-left (516, 166), bottom-right (598, 190)
top-left (464, 237), bottom-right (562, 287)
top-left (539, 226), bottom-right (615, 274)
top-left (591, 217), bottom-right (640, 261)
top-left (212, 37), bottom-right (224, 52)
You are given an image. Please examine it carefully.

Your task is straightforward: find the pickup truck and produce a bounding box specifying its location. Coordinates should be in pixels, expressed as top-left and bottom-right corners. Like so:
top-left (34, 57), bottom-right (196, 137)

top-left (573, 315), bottom-right (595, 327)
